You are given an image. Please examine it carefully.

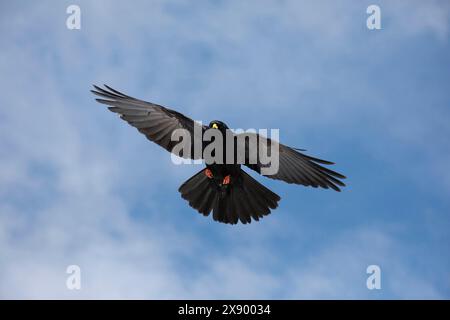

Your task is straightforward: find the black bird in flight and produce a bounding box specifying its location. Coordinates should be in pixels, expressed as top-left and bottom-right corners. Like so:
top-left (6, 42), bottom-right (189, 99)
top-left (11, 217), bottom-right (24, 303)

top-left (92, 85), bottom-right (346, 224)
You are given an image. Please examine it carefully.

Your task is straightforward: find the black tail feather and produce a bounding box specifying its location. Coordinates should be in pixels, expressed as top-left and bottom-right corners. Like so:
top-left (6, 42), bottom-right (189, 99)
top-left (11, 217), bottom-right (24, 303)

top-left (178, 168), bottom-right (281, 224)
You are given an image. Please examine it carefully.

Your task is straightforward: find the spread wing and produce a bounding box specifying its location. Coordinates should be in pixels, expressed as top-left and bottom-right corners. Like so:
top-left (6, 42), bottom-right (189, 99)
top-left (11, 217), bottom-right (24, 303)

top-left (92, 85), bottom-right (206, 159)
top-left (237, 132), bottom-right (346, 191)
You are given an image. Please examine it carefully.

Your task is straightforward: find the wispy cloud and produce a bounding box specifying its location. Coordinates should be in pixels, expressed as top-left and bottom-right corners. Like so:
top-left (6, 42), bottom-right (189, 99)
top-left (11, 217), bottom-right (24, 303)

top-left (0, 0), bottom-right (449, 299)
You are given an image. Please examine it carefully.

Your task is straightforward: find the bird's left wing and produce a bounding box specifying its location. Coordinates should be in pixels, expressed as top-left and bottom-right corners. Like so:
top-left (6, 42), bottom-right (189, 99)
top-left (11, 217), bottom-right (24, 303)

top-left (237, 132), bottom-right (346, 191)
top-left (92, 85), bottom-right (206, 159)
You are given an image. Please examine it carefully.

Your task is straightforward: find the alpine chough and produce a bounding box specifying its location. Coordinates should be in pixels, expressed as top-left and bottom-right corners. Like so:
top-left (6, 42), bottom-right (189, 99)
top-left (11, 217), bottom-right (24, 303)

top-left (92, 85), bottom-right (346, 224)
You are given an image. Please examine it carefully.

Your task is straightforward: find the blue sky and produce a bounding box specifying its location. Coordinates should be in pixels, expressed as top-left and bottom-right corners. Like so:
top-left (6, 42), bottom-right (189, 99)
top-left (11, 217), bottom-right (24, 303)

top-left (0, 0), bottom-right (449, 299)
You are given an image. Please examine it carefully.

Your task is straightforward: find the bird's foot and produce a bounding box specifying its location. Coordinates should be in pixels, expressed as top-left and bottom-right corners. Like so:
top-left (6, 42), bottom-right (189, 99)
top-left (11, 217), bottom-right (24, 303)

top-left (205, 168), bottom-right (213, 179)
top-left (222, 175), bottom-right (231, 185)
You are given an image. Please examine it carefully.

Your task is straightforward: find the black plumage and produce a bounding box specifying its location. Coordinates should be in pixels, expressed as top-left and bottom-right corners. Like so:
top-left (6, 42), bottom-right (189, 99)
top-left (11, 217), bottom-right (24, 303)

top-left (92, 85), bottom-right (346, 224)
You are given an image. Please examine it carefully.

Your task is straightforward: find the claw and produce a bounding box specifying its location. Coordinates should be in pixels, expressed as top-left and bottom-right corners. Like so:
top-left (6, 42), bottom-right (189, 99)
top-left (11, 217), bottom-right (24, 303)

top-left (205, 168), bottom-right (213, 179)
top-left (222, 175), bottom-right (231, 185)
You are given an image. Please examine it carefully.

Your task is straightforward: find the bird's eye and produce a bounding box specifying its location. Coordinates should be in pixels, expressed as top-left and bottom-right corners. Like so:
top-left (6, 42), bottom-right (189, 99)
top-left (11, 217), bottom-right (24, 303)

top-left (212, 123), bottom-right (219, 129)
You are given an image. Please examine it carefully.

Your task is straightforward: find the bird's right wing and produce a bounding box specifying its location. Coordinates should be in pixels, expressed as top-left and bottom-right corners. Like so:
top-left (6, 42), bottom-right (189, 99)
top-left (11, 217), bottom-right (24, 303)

top-left (92, 85), bottom-right (206, 159)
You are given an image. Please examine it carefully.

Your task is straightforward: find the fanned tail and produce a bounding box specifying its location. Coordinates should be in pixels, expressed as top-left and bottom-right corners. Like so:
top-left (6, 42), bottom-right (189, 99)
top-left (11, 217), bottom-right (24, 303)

top-left (178, 169), bottom-right (281, 224)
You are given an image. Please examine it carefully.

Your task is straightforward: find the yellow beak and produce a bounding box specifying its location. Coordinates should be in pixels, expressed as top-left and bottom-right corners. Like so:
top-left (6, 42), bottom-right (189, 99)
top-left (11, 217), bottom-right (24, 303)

top-left (212, 123), bottom-right (219, 129)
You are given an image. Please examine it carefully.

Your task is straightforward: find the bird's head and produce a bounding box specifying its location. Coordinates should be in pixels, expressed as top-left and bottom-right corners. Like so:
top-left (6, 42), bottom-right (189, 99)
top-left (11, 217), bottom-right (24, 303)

top-left (209, 120), bottom-right (229, 131)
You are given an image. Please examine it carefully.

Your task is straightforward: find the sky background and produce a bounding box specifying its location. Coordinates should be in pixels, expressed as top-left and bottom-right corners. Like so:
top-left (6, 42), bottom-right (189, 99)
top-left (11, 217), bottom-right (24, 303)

top-left (1, 0), bottom-right (449, 299)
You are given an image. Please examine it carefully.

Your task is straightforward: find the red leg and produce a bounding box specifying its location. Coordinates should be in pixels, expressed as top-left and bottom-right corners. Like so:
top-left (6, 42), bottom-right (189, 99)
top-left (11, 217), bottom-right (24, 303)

top-left (222, 175), bottom-right (231, 185)
top-left (205, 168), bottom-right (213, 179)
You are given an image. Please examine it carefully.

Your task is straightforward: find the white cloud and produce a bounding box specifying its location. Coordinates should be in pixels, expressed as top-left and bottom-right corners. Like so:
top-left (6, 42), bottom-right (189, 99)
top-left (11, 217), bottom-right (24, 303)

top-left (287, 228), bottom-right (443, 299)
top-left (0, 0), bottom-right (449, 299)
